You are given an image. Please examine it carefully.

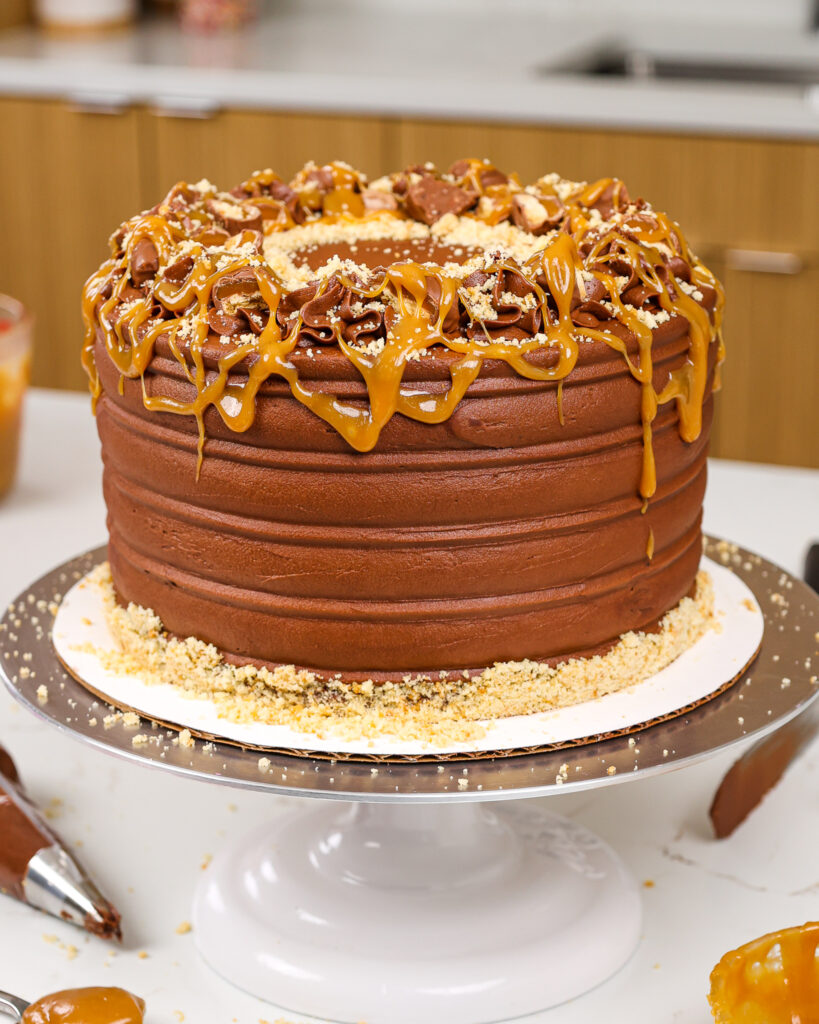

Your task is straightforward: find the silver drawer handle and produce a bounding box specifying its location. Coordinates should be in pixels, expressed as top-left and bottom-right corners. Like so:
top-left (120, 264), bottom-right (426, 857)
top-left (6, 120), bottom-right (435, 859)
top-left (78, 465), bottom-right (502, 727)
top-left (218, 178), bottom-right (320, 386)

top-left (725, 249), bottom-right (802, 274)
top-left (65, 90), bottom-right (131, 114)
top-left (151, 95), bottom-right (220, 119)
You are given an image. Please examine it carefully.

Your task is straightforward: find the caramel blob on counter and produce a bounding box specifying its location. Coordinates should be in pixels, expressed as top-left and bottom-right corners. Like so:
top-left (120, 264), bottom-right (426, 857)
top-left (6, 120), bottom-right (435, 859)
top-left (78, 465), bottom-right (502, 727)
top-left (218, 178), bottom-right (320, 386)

top-left (22, 987), bottom-right (145, 1024)
top-left (708, 922), bottom-right (819, 1023)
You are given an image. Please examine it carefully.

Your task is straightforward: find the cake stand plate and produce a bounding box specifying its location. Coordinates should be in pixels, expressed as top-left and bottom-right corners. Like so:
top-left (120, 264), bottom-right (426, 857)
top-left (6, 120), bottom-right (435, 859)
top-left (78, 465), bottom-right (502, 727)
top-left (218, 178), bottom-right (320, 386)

top-left (2, 537), bottom-right (818, 1023)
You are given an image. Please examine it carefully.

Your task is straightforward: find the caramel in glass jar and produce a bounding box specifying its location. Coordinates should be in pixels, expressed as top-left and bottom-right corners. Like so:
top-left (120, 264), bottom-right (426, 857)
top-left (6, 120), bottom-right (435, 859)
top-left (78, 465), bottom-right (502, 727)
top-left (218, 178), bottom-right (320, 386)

top-left (0, 297), bottom-right (31, 500)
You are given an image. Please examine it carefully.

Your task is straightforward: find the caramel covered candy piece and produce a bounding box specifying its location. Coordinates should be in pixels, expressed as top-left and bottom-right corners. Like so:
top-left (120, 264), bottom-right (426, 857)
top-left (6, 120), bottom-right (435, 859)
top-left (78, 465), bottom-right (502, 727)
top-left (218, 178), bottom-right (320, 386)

top-left (511, 192), bottom-right (564, 235)
top-left (161, 254), bottom-right (194, 285)
top-left (361, 188), bottom-right (398, 213)
top-left (231, 173), bottom-right (305, 225)
top-left (22, 987), bottom-right (145, 1024)
top-left (291, 164), bottom-right (337, 213)
top-left (129, 238), bottom-right (159, 286)
top-left (206, 197), bottom-right (263, 235)
top-left (449, 159), bottom-right (508, 191)
top-left (405, 178), bottom-right (478, 225)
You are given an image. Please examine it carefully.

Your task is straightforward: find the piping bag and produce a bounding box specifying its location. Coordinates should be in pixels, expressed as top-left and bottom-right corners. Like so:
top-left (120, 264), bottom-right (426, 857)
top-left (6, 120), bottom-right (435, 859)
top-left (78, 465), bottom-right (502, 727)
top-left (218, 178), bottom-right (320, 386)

top-left (0, 744), bottom-right (121, 940)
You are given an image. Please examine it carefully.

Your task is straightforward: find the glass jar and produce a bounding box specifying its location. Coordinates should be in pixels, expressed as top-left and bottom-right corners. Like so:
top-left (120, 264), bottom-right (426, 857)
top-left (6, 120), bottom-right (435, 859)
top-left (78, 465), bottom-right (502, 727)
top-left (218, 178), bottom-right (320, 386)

top-left (34, 0), bottom-right (136, 31)
top-left (180, 0), bottom-right (258, 31)
top-left (0, 296), bottom-right (32, 501)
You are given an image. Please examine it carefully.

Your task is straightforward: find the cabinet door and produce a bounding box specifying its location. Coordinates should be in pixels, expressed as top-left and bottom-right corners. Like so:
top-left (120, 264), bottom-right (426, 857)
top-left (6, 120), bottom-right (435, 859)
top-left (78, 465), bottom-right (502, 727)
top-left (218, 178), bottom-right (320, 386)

top-left (0, 0), bottom-right (29, 29)
top-left (145, 108), bottom-right (396, 199)
top-left (0, 98), bottom-right (145, 390)
top-left (709, 257), bottom-right (818, 468)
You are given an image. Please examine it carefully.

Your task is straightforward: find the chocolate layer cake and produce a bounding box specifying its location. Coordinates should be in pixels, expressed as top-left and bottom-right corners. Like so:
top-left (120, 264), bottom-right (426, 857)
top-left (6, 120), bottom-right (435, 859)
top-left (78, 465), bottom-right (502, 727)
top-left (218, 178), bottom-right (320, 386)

top-left (82, 159), bottom-right (724, 687)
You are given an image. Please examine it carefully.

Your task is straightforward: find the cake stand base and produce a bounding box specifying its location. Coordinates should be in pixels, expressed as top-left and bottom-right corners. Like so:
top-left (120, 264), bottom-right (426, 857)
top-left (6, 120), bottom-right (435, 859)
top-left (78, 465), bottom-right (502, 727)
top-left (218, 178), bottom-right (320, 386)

top-left (193, 800), bottom-right (641, 1023)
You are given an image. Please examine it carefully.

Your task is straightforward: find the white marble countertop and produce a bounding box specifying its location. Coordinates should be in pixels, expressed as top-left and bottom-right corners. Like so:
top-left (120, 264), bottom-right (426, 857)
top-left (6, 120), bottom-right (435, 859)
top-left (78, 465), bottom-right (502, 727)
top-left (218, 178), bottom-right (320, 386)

top-left (0, 388), bottom-right (817, 1023)
top-left (0, 3), bottom-right (818, 138)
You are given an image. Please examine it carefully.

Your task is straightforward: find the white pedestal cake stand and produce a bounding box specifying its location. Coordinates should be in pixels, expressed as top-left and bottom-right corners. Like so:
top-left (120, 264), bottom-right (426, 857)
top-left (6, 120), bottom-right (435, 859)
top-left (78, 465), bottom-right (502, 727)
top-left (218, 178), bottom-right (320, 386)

top-left (194, 800), bottom-right (641, 1024)
top-left (2, 539), bottom-right (817, 1024)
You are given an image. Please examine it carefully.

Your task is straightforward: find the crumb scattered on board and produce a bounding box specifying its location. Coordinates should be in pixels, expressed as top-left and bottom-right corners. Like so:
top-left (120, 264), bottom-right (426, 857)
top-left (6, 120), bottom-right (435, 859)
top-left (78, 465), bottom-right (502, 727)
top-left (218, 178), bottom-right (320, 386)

top-left (80, 563), bottom-right (715, 746)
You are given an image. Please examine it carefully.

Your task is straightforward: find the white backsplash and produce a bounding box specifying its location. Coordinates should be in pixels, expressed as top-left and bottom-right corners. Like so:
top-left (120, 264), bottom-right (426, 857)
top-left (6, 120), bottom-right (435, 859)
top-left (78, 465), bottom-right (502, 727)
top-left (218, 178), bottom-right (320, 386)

top-left (280, 0), bottom-right (816, 32)
top-left (568, 0), bottom-right (815, 28)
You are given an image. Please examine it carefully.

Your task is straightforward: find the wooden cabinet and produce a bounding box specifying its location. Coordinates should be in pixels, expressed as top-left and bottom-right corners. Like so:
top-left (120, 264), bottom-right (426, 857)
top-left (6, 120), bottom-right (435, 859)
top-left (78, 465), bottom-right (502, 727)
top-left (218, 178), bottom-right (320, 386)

top-left (0, 97), bottom-right (145, 390)
top-left (0, 1), bottom-right (30, 31)
top-left (394, 120), bottom-right (816, 254)
top-left (144, 108), bottom-right (395, 199)
top-left (709, 258), bottom-right (818, 467)
top-left (0, 96), bottom-right (815, 466)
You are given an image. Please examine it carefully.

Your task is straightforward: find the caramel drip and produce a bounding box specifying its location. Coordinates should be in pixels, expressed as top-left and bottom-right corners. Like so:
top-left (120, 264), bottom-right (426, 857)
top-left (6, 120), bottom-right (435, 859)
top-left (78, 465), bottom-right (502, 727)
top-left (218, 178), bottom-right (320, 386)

top-left (709, 923), bottom-right (819, 1023)
top-left (82, 167), bottom-right (724, 499)
top-left (569, 200), bottom-right (723, 498)
top-left (646, 526), bottom-right (655, 562)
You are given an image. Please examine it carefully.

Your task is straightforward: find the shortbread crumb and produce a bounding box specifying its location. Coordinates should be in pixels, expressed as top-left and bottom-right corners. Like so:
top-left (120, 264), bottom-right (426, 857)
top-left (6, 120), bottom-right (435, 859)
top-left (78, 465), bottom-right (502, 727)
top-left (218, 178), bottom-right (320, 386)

top-left (83, 563), bottom-right (714, 746)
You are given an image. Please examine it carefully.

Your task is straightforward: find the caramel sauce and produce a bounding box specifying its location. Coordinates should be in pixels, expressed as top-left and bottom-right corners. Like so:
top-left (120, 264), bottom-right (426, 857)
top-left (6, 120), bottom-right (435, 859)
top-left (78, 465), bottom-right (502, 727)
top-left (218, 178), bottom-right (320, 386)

top-left (81, 164), bottom-right (724, 498)
top-left (322, 186), bottom-right (364, 218)
top-left (22, 987), bottom-right (145, 1024)
top-left (709, 923), bottom-right (819, 1023)
top-left (0, 347), bottom-right (29, 499)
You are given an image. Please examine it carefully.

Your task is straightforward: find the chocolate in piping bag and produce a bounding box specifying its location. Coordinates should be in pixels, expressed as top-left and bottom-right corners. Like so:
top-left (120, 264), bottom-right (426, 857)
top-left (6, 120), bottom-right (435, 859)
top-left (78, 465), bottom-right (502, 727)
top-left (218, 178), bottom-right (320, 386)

top-left (0, 744), bottom-right (121, 940)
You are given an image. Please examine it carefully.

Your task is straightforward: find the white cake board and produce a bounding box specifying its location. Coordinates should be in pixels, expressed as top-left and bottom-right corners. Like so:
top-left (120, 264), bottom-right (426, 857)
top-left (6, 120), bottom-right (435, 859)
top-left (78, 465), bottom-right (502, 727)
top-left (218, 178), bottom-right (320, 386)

top-left (52, 555), bottom-right (763, 757)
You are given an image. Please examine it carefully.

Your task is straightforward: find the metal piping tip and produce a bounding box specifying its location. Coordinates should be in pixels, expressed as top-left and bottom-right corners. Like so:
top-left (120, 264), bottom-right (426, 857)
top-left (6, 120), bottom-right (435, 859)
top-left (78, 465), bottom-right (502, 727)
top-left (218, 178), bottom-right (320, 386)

top-left (22, 846), bottom-right (122, 941)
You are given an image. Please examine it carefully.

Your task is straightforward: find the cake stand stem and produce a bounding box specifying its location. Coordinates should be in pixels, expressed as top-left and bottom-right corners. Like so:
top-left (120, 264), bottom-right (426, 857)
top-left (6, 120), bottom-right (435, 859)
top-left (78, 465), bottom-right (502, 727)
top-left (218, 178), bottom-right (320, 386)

top-left (193, 798), bottom-right (642, 1023)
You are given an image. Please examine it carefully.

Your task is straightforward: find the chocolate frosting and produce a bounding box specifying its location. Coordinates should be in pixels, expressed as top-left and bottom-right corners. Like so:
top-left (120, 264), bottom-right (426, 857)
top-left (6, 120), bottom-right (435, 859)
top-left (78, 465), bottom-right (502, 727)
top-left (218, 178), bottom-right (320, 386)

top-left (81, 159), bottom-right (725, 679)
top-left (0, 789), bottom-right (46, 899)
top-left (94, 318), bottom-right (716, 676)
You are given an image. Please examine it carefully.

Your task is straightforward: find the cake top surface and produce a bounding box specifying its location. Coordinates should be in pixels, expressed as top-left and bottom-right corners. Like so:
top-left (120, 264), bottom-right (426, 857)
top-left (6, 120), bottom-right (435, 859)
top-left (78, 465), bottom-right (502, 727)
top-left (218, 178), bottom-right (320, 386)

top-left (82, 158), bottom-right (724, 496)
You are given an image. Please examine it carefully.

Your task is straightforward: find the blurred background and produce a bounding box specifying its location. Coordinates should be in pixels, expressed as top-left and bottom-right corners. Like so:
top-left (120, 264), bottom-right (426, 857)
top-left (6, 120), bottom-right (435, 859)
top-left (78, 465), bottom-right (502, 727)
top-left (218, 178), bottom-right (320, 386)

top-left (0, 0), bottom-right (816, 467)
